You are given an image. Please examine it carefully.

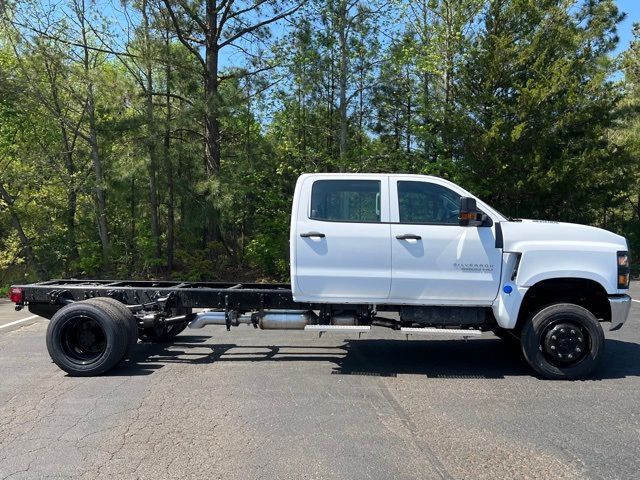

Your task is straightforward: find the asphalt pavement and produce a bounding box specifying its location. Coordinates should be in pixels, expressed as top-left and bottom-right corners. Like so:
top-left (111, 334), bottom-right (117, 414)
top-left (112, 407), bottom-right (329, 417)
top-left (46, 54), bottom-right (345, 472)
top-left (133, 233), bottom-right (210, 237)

top-left (0, 300), bottom-right (40, 332)
top-left (1, 286), bottom-right (639, 479)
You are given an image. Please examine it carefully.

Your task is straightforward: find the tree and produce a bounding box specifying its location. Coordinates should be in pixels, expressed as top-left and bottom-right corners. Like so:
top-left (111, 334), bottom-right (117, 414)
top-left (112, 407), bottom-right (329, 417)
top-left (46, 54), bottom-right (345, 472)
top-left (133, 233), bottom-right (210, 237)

top-left (615, 22), bottom-right (640, 248)
top-left (161, 0), bottom-right (302, 171)
top-left (4, 0), bottom-right (115, 269)
top-left (0, 0), bottom-right (638, 286)
top-left (457, 0), bottom-right (630, 224)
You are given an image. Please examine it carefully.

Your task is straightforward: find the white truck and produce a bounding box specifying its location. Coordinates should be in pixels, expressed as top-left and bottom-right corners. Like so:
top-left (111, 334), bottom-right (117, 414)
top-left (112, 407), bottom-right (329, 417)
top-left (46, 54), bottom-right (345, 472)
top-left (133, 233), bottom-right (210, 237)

top-left (9, 173), bottom-right (632, 379)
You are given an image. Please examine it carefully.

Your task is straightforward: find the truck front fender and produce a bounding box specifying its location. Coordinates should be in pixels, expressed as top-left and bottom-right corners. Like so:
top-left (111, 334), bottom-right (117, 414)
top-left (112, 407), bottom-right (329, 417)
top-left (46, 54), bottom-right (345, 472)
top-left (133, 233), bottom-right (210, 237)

top-left (492, 248), bottom-right (616, 330)
top-left (513, 248), bottom-right (617, 293)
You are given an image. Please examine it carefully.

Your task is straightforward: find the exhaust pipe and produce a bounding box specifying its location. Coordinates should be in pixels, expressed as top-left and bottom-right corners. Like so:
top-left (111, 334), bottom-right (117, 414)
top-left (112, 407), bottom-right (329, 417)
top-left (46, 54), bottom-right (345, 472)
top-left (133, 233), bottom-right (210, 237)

top-left (188, 311), bottom-right (251, 328)
top-left (259, 310), bottom-right (318, 329)
top-left (188, 310), bottom-right (318, 330)
top-left (331, 314), bottom-right (356, 326)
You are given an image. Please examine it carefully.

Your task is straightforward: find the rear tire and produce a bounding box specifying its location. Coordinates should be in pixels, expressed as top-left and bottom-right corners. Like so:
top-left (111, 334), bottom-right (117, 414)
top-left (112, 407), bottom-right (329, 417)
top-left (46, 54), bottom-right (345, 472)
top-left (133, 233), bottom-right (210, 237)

top-left (520, 303), bottom-right (604, 380)
top-left (46, 301), bottom-right (128, 376)
top-left (85, 297), bottom-right (138, 358)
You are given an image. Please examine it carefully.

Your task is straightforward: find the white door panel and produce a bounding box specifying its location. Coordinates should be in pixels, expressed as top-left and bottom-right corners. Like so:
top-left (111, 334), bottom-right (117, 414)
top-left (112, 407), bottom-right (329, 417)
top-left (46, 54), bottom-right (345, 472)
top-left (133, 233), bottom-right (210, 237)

top-left (296, 222), bottom-right (391, 299)
top-left (294, 176), bottom-right (392, 301)
top-left (389, 177), bottom-right (501, 304)
top-left (390, 224), bottom-right (501, 303)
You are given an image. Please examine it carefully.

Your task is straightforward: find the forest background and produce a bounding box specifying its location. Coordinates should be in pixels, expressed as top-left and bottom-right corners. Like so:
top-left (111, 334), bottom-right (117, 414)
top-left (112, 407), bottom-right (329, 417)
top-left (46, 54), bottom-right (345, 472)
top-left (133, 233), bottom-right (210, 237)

top-left (1, 0), bottom-right (640, 289)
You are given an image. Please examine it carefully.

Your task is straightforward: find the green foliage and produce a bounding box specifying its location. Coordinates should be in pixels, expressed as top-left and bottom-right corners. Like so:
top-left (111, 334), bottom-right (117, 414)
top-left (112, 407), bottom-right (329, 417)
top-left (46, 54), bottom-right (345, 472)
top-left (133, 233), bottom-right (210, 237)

top-left (0, 0), bottom-right (638, 282)
top-left (455, 0), bottom-right (633, 229)
top-left (245, 234), bottom-right (289, 279)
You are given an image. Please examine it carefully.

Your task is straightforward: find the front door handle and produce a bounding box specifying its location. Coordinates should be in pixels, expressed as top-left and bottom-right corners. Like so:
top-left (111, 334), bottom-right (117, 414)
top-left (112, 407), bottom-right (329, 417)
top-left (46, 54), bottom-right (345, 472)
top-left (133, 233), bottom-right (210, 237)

top-left (396, 234), bottom-right (422, 240)
top-left (300, 231), bottom-right (326, 238)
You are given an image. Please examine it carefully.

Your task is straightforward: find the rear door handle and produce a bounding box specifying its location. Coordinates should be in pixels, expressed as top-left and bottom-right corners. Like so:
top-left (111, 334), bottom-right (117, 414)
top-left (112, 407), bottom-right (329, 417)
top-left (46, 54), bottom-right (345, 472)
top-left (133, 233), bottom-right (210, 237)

top-left (396, 234), bottom-right (422, 240)
top-left (300, 231), bottom-right (326, 238)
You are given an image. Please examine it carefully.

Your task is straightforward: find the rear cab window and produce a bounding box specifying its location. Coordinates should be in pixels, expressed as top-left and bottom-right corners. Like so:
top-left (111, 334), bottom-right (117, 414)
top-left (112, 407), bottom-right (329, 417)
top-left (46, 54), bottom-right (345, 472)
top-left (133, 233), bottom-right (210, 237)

top-left (310, 180), bottom-right (381, 222)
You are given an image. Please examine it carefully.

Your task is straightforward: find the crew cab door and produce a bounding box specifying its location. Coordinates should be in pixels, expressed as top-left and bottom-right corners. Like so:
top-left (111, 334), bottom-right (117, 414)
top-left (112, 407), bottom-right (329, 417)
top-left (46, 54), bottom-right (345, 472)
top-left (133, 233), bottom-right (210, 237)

top-left (389, 177), bottom-right (501, 305)
top-left (293, 176), bottom-right (391, 302)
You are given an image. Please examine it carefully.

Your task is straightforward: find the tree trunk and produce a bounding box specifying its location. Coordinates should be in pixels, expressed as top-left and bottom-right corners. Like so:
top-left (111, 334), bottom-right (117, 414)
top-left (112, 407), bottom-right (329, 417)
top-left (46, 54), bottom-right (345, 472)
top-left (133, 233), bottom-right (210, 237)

top-left (423, 70), bottom-right (431, 159)
top-left (337, 0), bottom-right (348, 163)
top-left (87, 83), bottom-right (110, 268)
top-left (203, 0), bottom-right (221, 243)
top-left (0, 182), bottom-right (48, 279)
top-left (129, 177), bottom-right (136, 276)
top-left (358, 64), bottom-right (364, 159)
top-left (45, 61), bottom-right (79, 269)
top-left (147, 85), bottom-right (161, 261)
top-left (56, 105), bottom-right (79, 269)
top-left (165, 136), bottom-right (175, 273)
top-left (442, 0), bottom-right (454, 161)
top-left (394, 112), bottom-right (401, 151)
top-left (205, 0), bottom-right (221, 176)
top-left (143, 0), bottom-right (161, 261)
top-left (327, 17), bottom-right (335, 160)
top-left (78, 0), bottom-right (110, 269)
top-left (63, 148), bottom-right (79, 270)
top-left (406, 71), bottom-right (412, 154)
top-left (164, 32), bottom-right (175, 273)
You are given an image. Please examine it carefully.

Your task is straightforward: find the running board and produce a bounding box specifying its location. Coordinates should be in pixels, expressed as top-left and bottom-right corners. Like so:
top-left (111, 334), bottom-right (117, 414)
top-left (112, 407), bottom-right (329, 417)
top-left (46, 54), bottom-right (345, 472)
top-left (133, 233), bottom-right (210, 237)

top-left (304, 325), bottom-right (371, 338)
top-left (400, 327), bottom-right (482, 340)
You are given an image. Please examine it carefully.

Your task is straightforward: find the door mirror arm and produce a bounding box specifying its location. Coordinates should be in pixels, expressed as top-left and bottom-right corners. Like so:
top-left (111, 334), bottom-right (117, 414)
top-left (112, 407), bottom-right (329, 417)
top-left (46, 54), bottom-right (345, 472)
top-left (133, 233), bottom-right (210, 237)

top-left (480, 213), bottom-right (493, 227)
top-left (459, 197), bottom-right (492, 227)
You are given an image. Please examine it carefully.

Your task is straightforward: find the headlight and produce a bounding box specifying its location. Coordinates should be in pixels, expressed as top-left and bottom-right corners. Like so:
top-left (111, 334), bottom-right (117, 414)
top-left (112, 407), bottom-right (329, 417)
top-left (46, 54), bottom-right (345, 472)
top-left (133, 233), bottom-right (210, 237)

top-left (617, 251), bottom-right (630, 289)
top-left (618, 253), bottom-right (629, 267)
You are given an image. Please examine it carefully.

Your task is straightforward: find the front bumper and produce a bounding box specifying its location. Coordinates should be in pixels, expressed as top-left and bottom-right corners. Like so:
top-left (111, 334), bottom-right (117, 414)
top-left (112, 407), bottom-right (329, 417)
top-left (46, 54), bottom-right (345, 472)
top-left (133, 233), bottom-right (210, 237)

top-left (609, 295), bottom-right (632, 331)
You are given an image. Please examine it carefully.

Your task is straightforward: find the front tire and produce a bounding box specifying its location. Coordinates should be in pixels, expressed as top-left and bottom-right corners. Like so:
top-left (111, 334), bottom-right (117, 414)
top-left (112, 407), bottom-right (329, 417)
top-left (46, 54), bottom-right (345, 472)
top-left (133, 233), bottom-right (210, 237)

top-left (520, 303), bottom-right (604, 380)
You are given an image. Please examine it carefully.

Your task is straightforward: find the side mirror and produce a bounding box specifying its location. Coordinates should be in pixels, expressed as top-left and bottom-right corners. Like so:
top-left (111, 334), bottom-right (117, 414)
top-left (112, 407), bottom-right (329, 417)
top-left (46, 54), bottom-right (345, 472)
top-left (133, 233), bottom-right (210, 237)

top-left (459, 197), bottom-right (490, 227)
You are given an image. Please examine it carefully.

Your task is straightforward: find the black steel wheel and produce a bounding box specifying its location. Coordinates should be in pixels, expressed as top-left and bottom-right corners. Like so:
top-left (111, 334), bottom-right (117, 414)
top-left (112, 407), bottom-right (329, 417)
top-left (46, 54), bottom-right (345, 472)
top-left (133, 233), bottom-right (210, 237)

top-left (46, 301), bottom-right (128, 376)
top-left (138, 308), bottom-right (191, 343)
top-left (84, 297), bottom-right (138, 358)
top-left (61, 316), bottom-right (106, 361)
top-left (520, 303), bottom-right (604, 380)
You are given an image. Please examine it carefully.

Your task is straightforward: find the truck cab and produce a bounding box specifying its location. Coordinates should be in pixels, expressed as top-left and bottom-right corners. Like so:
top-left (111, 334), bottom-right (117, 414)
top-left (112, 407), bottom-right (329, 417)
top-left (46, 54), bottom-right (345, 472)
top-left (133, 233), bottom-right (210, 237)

top-left (290, 173), bottom-right (505, 306)
top-left (290, 173), bottom-right (631, 378)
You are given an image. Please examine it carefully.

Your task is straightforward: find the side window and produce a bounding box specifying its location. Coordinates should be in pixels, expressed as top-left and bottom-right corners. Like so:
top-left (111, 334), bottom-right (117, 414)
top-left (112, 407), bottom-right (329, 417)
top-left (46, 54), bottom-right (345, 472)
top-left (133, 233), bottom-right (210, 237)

top-left (311, 180), bottom-right (381, 222)
top-left (398, 181), bottom-right (461, 224)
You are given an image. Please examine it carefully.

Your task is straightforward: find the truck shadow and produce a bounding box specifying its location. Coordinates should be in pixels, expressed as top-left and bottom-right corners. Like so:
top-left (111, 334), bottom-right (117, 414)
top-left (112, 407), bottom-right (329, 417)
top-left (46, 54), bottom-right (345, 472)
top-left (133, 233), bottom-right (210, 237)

top-left (108, 336), bottom-right (640, 380)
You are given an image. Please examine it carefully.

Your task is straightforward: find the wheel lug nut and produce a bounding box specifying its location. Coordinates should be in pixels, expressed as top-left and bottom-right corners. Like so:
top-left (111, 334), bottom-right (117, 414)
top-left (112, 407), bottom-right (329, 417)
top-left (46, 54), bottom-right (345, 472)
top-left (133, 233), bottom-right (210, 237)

top-left (560, 328), bottom-right (565, 333)
top-left (575, 347), bottom-right (581, 353)
top-left (551, 335), bottom-right (557, 340)
top-left (568, 354), bottom-right (573, 359)
top-left (550, 345), bottom-right (556, 350)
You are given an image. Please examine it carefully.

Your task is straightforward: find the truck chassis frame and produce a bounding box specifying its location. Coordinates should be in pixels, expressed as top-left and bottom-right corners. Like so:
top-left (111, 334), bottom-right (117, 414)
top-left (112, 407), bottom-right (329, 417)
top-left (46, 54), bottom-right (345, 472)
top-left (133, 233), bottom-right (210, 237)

top-left (9, 278), bottom-right (610, 380)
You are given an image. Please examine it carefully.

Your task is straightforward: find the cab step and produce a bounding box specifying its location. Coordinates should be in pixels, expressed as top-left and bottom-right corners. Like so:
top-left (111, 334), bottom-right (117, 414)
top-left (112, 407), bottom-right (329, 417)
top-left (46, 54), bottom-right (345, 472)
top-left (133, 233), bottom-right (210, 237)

top-left (400, 327), bottom-right (482, 340)
top-left (304, 325), bottom-right (371, 338)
